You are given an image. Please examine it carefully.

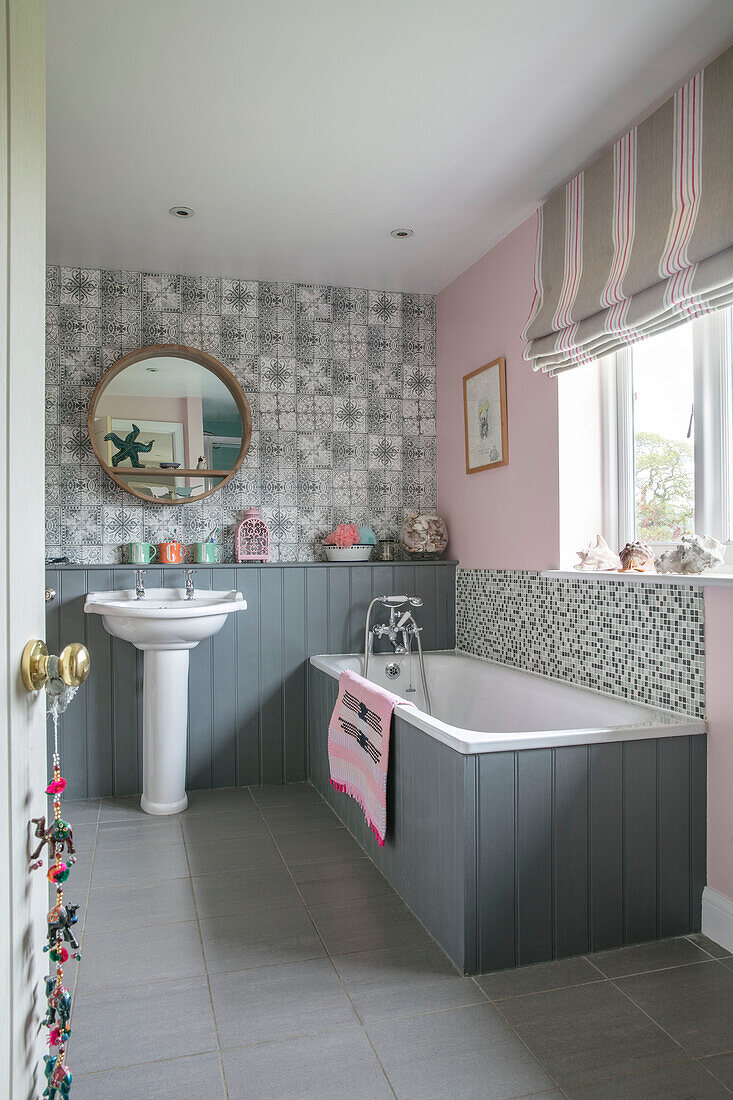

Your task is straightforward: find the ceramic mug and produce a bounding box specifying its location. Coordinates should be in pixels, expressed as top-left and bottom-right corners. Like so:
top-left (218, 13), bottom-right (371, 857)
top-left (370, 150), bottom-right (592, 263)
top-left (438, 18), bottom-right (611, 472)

top-left (158, 540), bottom-right (187, 564)
top-left (125, 542), bottom-right (158, 564)
top-left (191, 542), bottom-right (222, 563)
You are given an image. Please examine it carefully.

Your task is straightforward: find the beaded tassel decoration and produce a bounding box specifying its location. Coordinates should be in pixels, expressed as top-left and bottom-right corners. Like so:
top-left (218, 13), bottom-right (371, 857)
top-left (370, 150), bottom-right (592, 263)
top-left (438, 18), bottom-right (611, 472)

top-left (33, 703), bottom-right (79, 1098)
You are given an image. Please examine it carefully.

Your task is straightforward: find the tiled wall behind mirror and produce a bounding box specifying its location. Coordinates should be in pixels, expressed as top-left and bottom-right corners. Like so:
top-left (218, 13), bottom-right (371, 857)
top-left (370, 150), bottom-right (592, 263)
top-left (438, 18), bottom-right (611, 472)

top-left (45, 267), bottom-right (437, 562)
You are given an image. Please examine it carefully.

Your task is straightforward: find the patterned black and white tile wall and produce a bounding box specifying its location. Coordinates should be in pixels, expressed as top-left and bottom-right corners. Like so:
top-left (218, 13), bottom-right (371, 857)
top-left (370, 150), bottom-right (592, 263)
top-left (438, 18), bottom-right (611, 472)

top-left (45, 267), bottom-right (436, 562)
top-left (456, 569), bottom-right (705, 716)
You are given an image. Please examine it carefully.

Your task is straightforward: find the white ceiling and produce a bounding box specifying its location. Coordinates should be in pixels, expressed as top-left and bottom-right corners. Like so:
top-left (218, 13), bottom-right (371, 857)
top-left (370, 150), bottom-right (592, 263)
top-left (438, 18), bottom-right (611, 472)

top-left (46, 0), bottom-right (733, 294)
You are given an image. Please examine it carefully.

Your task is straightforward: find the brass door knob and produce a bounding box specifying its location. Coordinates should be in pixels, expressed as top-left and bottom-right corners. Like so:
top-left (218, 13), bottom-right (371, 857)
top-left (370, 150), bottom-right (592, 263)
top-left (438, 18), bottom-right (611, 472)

top-left (21, 639), bottom-right (91, 692)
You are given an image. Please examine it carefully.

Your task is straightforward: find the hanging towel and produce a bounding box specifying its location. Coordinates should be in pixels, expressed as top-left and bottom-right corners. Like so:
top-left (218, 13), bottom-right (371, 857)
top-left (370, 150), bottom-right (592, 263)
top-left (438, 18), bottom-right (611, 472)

top-left (328, 669), bottom-right (412, 846)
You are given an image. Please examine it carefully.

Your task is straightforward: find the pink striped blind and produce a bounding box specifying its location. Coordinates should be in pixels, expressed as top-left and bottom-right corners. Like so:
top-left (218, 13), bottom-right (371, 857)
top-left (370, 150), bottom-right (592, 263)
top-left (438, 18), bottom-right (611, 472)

top-left (523, 46), bottom-right (733, 376)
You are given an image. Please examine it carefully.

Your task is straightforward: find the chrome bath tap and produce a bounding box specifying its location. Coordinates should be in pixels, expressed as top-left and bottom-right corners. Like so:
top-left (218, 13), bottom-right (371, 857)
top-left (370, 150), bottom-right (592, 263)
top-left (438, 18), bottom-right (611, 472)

top-left (363, 594), bottom-right (431, 714)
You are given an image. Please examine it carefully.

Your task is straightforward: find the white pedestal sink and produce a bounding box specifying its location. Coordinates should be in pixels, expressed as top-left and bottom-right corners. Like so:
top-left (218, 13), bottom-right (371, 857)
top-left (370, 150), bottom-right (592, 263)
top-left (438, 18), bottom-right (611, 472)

top-left (84, 587), bottom-right (246, 814)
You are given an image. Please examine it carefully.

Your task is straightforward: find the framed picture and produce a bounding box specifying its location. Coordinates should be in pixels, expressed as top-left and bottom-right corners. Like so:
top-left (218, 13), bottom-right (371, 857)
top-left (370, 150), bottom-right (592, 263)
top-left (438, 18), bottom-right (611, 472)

top-left (463, 356), bottom-right (508, 474)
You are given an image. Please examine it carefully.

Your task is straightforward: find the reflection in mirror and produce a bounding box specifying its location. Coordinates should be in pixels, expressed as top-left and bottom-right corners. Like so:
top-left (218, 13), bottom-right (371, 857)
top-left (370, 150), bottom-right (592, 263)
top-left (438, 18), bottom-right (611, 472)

top-left (88, 346), bottom-right (252, 504)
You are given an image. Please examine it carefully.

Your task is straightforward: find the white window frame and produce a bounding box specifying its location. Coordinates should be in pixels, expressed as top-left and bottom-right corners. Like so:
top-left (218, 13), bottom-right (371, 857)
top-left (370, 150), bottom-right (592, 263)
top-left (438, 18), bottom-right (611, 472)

top-left (601, 307), bottom-right (733, 564)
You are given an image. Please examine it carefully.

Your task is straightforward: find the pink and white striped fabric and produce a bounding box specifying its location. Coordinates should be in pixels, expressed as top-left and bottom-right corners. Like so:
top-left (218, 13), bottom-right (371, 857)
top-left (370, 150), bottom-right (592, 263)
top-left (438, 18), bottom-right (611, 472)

top-left (523, 45), bottom-right (732, 375)
top-left (328, 670), bottom-right (411, 847)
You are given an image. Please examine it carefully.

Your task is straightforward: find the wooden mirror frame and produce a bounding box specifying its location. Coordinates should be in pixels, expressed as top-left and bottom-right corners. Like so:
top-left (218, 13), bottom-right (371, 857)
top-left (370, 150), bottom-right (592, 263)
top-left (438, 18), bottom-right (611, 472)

top-left (88, 343), bottom-right (253, 505)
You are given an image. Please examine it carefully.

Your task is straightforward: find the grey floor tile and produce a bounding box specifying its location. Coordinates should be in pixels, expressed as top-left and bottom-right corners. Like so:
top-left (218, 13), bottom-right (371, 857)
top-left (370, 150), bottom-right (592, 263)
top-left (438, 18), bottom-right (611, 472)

top-left (192, 865), bottom-right (301, 920)
top-left (308, 892), bottom-right (431, 956)
top-left (367, 1002), bottom-right (554, 1100)
top-left (86, 877), bottom-right (197, 932)
top-left (185, 833), bottom-right (283, 876)
top-left (617, 961), bottom-right (733, 1057)
top-left (90, 842), bottom-right (189, 887)
top-left (94, 818), bottom-right (184, 852)
top-left (498, 981), bottom-right (680, 1087)
top-left (688, 933), bottom-right (733, 959)
top-left (71, 977), bottom-right (217, 1074)
top-left (260, 801), bottom-right (344, 836)
top-left (290, 856), bottom-right (395, 907)
top-left (477, 957), bottom-right (603, 1001)
top-left (702, 1052), bottom-right (733, 1089)
top-left (72, 1053), bottom-right (226, 1099)
top-left (277, 825), bottom-right (365, 866)
top-left (333, 938), bottom-right (483, 1021)
top-left (563, 1059), bottom-right (728, 1097)
top-left (185, 786), bottom-right (257, 815)
top-left (588, 936), bottom-right (711, 978)
top-left (249, 782), bottom-right (322, 807)
top-left (223, 1028), bottom-right (393, 1099)
top-left (98, 795), bottom-right (154, 822)
top-left (181, 810), bottom-right (271, 844)
top-left (76, 920), bottom-right (205, 994)
top-left (211, 956), bottom-right (358, 1048)
top-left (199, 903), bottom-right (326, 973)
top-left (62, 799), bottom-right (100, 825)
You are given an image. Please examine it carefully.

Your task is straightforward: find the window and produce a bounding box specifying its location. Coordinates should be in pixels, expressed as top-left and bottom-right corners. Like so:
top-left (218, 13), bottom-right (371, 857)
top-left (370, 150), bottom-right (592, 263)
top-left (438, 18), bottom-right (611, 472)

top-left (601, 306), bottom-right (733, 562)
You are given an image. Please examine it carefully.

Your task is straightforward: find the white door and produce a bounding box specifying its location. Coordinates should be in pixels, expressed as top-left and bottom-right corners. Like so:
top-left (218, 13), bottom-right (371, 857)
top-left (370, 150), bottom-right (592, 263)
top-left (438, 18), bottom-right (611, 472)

top-left (0, 2), bottom-right (47, 1097)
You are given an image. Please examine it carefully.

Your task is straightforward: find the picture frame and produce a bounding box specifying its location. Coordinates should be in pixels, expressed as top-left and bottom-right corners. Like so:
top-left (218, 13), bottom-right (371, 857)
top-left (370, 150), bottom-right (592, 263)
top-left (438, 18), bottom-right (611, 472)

top-left (463, 356), bottom-right (508, 474)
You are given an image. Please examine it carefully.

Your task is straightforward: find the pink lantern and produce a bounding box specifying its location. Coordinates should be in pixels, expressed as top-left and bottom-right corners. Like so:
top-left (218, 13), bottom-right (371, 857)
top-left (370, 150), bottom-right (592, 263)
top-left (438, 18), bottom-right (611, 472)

top-left (235, 507), bottom-right (270, 563)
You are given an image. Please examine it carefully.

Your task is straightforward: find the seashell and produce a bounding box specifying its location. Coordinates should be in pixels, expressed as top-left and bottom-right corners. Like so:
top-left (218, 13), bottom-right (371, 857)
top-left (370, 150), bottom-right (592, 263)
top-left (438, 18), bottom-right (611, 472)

top-left (575, 535), bottom-right (621, 572)
top-left (619, 540), bottom-right (656, 573)
top-left (656, 533), bottom-right (725, 574)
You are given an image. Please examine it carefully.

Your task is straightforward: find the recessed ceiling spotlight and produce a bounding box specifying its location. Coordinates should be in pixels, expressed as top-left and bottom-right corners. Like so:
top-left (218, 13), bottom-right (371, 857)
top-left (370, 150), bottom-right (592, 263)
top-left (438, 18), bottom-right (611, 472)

top-left (169, 205), bottom-right (195, 219)
top-left (390, 228), bottom-right (414, 238)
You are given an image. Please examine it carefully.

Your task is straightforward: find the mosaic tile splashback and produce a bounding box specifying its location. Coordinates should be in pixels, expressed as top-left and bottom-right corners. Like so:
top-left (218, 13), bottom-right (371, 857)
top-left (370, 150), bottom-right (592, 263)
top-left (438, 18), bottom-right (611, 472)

top-left (456, 569), bottom-right (705, 717)
top-left (45, 266), bottom-right (436, 563)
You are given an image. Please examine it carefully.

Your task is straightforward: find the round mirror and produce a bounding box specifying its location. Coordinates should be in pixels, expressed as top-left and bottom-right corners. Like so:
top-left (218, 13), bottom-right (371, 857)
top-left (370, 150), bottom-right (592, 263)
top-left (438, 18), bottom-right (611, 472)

top-left (88, 344), bottom-right (252, 504)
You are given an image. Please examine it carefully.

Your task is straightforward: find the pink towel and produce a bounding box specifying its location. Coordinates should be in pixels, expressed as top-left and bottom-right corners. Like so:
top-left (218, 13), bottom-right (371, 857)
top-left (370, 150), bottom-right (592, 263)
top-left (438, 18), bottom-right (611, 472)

top-left (328, 669), bottom-right (411, 846)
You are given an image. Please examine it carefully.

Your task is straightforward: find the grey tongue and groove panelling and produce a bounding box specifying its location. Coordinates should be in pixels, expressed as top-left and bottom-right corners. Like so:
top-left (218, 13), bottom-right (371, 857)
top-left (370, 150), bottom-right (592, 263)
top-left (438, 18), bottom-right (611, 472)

top-left (308, 663), bottom-right (706, 975)
top-left (45, 562), bottom-right (455, 799)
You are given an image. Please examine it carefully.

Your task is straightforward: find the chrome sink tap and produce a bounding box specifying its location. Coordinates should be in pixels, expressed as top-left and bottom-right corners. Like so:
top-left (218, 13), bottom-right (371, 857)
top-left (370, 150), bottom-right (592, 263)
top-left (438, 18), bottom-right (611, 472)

top-left (135, 569), bottom-right (146, 600)
top-left (185, 569), bottom-right (195, 600)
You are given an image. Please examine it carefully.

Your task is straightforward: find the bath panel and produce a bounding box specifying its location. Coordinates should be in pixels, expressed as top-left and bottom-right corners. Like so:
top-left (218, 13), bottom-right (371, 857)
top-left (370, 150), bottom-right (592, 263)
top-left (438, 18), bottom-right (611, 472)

top-left (307, 661), bottom-right (706, 974)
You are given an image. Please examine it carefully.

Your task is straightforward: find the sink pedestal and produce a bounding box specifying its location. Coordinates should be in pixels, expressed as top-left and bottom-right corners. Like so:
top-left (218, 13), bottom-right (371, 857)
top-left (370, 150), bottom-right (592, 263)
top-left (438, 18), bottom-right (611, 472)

top-left (140, 648), bottom-right (190, 815)
top-left (84, 587), bottom-right (247, 817)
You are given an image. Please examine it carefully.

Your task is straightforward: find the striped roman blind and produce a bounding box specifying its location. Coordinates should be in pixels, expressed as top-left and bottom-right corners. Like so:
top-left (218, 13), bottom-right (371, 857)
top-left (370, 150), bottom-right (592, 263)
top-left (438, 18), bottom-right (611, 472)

top-left (523, 45), bottom-right (733, 376)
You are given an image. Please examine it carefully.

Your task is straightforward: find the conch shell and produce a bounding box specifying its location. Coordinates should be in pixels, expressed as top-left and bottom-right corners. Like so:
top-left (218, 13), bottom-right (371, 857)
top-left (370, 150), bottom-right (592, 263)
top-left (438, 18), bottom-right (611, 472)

top-left (619, 540), bottom-right (656, 573)
top-left (575, 535), bottom-right (621, 572)
top-left (656, 533), bottom-right (724, 575)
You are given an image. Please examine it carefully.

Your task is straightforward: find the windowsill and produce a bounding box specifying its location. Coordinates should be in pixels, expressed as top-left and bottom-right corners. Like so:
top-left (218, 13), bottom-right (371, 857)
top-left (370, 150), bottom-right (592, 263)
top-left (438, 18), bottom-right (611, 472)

top-left (543, 569), bottom-right (733, 587)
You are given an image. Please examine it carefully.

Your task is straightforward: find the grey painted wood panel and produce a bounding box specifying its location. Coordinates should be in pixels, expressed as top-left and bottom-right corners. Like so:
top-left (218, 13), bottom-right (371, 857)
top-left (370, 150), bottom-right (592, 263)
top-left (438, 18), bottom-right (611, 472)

top-left (553, 746), bottom-right (590, 957)
top-left (516, 750), bottom-right (554, 965)
top-left (624, 740), bottom-right (658, 943)
top-left (308, 664), bottom-right (705, 974)
top-left (45, 562), bottom-right (455, 798)
top-left (589, 743), bottom-right (624, 951)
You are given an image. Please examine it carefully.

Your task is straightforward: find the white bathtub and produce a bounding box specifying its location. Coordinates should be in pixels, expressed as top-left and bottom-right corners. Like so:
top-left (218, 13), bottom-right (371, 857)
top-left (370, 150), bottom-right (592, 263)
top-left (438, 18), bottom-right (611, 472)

top-left (309, 650), bottom-right (704, 753)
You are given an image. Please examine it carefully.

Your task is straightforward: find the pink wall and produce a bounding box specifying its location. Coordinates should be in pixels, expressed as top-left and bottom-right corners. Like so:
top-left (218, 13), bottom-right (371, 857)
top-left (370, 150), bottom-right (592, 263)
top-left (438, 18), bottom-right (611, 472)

top-left (436, 214), bottom-right (560, 570)
top-left (436, 212), bottom-right (732, 905)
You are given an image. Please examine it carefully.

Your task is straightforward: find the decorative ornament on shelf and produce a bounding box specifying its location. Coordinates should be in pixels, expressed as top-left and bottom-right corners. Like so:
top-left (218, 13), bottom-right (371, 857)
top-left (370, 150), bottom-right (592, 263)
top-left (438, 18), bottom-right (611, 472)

top-left (103, 423), bottom-right (154, 468)
top-left (575, 534), bottom-right (622, 571)
top-left (400, 514), bottom-right (448, 559)
top-left (196, 456), bottom-right (207, 470)
top-left (321, 523), bottom-right (375, 561)
top-left (656, 533), bottom-right (725, 574)
top-left (235, 506), bottom-right (270, 563)
top-left (619, 540), bottom-right (657, 573)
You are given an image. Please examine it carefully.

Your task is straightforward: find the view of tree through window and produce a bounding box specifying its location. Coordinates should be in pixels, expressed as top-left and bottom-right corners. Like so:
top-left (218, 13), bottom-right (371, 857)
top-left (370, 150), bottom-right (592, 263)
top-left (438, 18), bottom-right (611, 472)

top-left (633, 323), bottom-right (695, 543)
